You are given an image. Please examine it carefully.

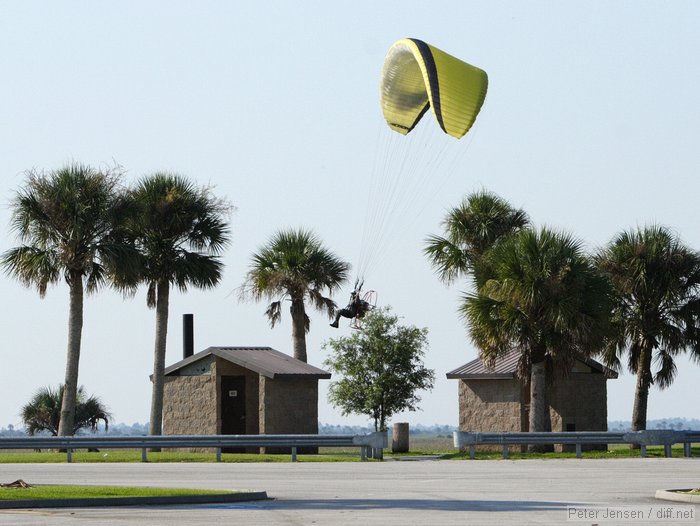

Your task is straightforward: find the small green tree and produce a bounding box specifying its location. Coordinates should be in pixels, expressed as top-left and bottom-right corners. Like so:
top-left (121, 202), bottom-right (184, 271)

top-left (323, 307), bottom-right (435, 431)
top-left (21, 385), bottom-right (111, 436)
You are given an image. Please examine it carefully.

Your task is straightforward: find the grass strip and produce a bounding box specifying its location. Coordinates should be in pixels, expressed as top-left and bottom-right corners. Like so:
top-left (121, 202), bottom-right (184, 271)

top-left (1, 443), bottom-right (699, 463)
top-left (444, 444), bottom-right (700, 460)
top-left (0, 485), bottom-right (233, 501)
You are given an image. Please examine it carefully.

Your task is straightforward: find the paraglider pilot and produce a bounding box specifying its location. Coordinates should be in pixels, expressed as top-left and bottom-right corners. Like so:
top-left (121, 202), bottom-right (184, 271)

top-left (330, 291), bottom-right (369, 328)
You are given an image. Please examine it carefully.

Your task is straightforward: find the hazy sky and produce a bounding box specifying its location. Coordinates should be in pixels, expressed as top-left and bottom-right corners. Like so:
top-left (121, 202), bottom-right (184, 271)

top-left (1, 1), bottom-right (699, 428)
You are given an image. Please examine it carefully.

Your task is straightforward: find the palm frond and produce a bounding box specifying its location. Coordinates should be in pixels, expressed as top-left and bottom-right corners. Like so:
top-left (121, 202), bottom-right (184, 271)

top-left (423, 235), bottom-right (471, 284)
top-left (146, 281), bottom-right (157, 309)
top-left (1, 246), bottom-right (61, 297)
top-left (653, 349), bottom-right (678, 390)
top-left (265, 301), bottom-right (282, 328)
top-left (307, 288), bottom-right (337, 317)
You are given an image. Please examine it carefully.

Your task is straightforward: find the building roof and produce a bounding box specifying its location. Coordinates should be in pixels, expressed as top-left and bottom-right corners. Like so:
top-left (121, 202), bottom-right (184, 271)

top-left (164, 346), bottom-right (331, 380)
top-left (446, 350), bottom-right (618, 380)
top-left (447, 351), bottom-right (522, 379)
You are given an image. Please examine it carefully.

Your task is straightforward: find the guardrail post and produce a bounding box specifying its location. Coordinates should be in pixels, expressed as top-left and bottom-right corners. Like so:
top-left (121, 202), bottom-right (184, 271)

top-left (367, 447), bottom-right (383, 460)
top-left (502, 445), bottom-right (509, 459)
top-left (640, 445), bottom-right (646, 458)
top-left (67, 448), bottom-right (72, 463)
top-left (575, 444), bottom-right (582, 459)
top-left (216, 448), bottom-right (221, 462)
top-left (664, 444), bottom-right (672, 458)
top-left (360, 446), bottom-right (367, 461)
top-left (684, 442), bottom-right (691, 458)
top-left (469, 445), bottom-right (475, 460)
top-left (141, 448), bottom-right (148, 463)
top-left (291, 447), bottom-right (297, 462)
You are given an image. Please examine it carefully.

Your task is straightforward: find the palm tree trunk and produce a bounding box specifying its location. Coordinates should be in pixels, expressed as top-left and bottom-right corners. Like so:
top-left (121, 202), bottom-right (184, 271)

top-left (528, 360), bottom-right (551, 453)
top-left (632, 345), bottom-right (653, 432)
top-left (290, 298), bottom-right (307, 363)
top-left (149, 280), bottom-right (170, 438)
top-left (57, 272), bottom-right (84, 437)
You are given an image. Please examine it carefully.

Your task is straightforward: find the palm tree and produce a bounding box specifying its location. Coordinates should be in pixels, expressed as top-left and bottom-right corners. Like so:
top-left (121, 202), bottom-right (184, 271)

top-left (596, 225), bottom-right (700, 432)
top-left (21, 385), bottom-right (111, 436)
top-left (240, 228), bottom-right (350, 363)
top-left (125, 173), bottom-right (231, 437)
top-left (424, 189), bottom-right (529, 287)
top-left (1, 164), bottom-right (136, 436)
top-left (463, 228), bottom-right (613, 449)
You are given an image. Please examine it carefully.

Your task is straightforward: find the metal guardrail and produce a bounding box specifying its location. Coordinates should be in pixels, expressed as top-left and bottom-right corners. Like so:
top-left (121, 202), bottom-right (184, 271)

top-left (453, 430), bottom-right (700, 459)
top-left (0, 432), bottom-right (388, 463)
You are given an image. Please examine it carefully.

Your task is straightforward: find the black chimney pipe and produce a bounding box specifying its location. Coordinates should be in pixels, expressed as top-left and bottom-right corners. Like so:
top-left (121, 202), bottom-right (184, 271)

top-left (183, 314), bottom-right (194, 359)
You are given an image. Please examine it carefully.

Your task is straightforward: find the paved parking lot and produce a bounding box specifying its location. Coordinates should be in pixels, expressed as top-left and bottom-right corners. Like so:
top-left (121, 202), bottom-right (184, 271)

top-left (0, 457), bottom-right (697, 525)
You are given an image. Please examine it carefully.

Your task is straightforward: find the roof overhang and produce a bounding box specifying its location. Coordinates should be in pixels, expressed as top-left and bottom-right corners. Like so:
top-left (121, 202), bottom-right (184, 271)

top-left (163, 346), bottom-right (331, 379)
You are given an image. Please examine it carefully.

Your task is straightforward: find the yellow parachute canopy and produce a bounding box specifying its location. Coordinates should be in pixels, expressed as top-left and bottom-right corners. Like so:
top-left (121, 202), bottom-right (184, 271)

top-left (380, 38), bottom-right (488, 139)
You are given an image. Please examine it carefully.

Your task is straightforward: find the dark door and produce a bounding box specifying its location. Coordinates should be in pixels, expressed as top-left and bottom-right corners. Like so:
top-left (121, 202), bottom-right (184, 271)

top-left (220, 376), bottom-right (246, 452)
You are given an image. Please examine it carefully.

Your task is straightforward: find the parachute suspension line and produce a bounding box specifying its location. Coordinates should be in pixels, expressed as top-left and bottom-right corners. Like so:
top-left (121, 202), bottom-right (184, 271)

top-left (357, 117), bottom-right (475, 280)
top-left (363, 131), bottom-right (435, 276)
top-left (360, 126), bottom-right (421, 278)
top-left (386, 104), bottom-right (487, 227)
top-left (411, 108), bottom-right (485, 215)
top-left (356, 120), bottom-right (386, 282)
top-left (357, 121), bottom-right (421, 279)
top-left (357, 119), bottom-right (408, 275)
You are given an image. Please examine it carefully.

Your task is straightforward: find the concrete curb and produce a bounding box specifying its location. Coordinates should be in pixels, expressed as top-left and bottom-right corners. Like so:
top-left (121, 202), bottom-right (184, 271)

top-left (655, 489), bottom-right (700, 503)
top-left (388, 455), bottom-right (443, 461)
top-left (0, 490), bottom-right (269, 509)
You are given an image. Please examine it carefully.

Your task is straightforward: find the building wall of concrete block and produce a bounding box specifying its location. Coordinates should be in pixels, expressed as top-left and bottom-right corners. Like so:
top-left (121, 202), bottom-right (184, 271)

top-left (458, 378), bottom-right (523, 433)
top-left (457, 378), bottom-right (525, 452)
top-left (547, 373), bottom-right (608, 432)
top-left (259, 377), bottom-right (318, 434)
top-left (162, 374), bottom-right (217, 451)
top-left (548, 372), bottom-right (608, 452)
top-left (457, 371), bottom-right (610, 453)
top-left (259, 377), bottom-right (318, 454)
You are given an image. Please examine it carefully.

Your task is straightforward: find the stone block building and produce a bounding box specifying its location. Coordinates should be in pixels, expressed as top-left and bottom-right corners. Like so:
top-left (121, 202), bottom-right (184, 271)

top-left (447, 350), bottom-right (617, 452)
top-left (161, 346), bottom-right (331, 453)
